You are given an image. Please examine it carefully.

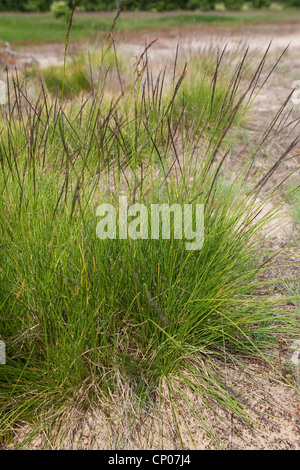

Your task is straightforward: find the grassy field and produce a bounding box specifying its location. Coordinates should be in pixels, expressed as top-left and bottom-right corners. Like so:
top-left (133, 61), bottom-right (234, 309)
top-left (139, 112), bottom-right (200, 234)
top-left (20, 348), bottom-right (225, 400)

top-left (0, 10), bottom-right (299, 449)
top-left (0, 9), bottom-right (300, 44)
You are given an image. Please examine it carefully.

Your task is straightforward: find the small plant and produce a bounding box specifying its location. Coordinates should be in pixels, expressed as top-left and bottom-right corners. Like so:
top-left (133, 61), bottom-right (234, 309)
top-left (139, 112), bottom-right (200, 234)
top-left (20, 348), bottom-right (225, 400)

top-left (35, 48), bottom-right (127, 97)
top-left (50, 1), bottom-right (70, 19)
top-left (41, 61), bottom-right (91, 97)
top-left (187, 0), bottom-right (201, 9)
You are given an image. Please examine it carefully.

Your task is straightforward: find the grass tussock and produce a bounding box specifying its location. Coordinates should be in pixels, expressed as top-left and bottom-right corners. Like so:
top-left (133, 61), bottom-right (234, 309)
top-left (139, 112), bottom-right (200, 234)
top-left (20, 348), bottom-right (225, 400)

top-left (0, 32), bottom-right (299, 449)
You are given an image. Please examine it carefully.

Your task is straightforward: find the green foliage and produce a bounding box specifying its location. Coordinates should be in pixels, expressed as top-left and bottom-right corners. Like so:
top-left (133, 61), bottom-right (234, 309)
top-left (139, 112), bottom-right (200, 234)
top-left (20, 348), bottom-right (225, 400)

top-left (42, 63), bottom-right (91, 96)
top-left (50, 0), bottom-right (70, 18)
top-left (1, 11), bottom-right (299, 44)
top-left (0, 0), bottom-right (52, 11)
top-left (201, 0), bottom-right (216, 9)
top-left (186, 0), bottom-right (201, 8)
top-left (32, 48), bottom-right (126, 97)
top-left (285, 0), bottom-right (300, 6)
top-left (0, 0), bottom-right (237, 12)
top-left (187, 0), bottom-right (215, 10)
top-left (174, 76), bottom-right (237, 137)
top-left (252, 0), bottom-right (270, 8)
top-left (224, 0), bottom-right (244, 9)
top-left (0, 0), bottom-right (215, 11)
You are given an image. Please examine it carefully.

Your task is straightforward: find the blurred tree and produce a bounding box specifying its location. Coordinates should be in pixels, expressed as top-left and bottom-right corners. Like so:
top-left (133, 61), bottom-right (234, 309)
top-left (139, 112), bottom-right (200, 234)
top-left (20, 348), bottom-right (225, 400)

top-left (0, 0), bottom-right (52, 10)
top-left (224, 0), bottom-right (244, 8)
top-left (252, 0), bottom-right (271, 7)
top-left (0, 0), bottom-right (235, 11)
top-left (285, 0), bottom-right (300, 5)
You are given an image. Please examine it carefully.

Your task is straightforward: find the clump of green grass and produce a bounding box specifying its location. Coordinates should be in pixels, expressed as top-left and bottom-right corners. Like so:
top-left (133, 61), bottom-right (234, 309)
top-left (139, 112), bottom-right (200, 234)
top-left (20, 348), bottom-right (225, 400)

top-left (41, 61), bottom-right (92, 97)
top-left (281, 279), bottom-right (300, 308)
top-left (31, 47), bottom-right (128, 98)
top-left (0, 36), bottom-right (299, 449)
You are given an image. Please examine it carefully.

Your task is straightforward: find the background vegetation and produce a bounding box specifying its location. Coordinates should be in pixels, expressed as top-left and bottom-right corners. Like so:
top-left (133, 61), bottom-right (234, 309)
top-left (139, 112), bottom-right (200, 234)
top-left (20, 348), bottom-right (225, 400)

top-left (0, 0), bottom-right (298, 13)
top-left (1, 9), bottom-right (300, 44)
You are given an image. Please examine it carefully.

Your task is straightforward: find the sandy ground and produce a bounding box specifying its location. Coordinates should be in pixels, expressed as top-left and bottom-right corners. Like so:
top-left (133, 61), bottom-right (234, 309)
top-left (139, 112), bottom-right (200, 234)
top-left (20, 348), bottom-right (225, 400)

top-left (2, 21), bottom-right (300, 450)
top-left (2, 20), bottom-right (300, 66)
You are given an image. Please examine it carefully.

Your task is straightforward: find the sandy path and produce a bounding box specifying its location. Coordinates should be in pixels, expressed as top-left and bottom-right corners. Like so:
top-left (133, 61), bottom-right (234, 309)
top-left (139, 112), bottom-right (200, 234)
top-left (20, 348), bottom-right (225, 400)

top-left (1, 21), bottom-right (300, 69)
